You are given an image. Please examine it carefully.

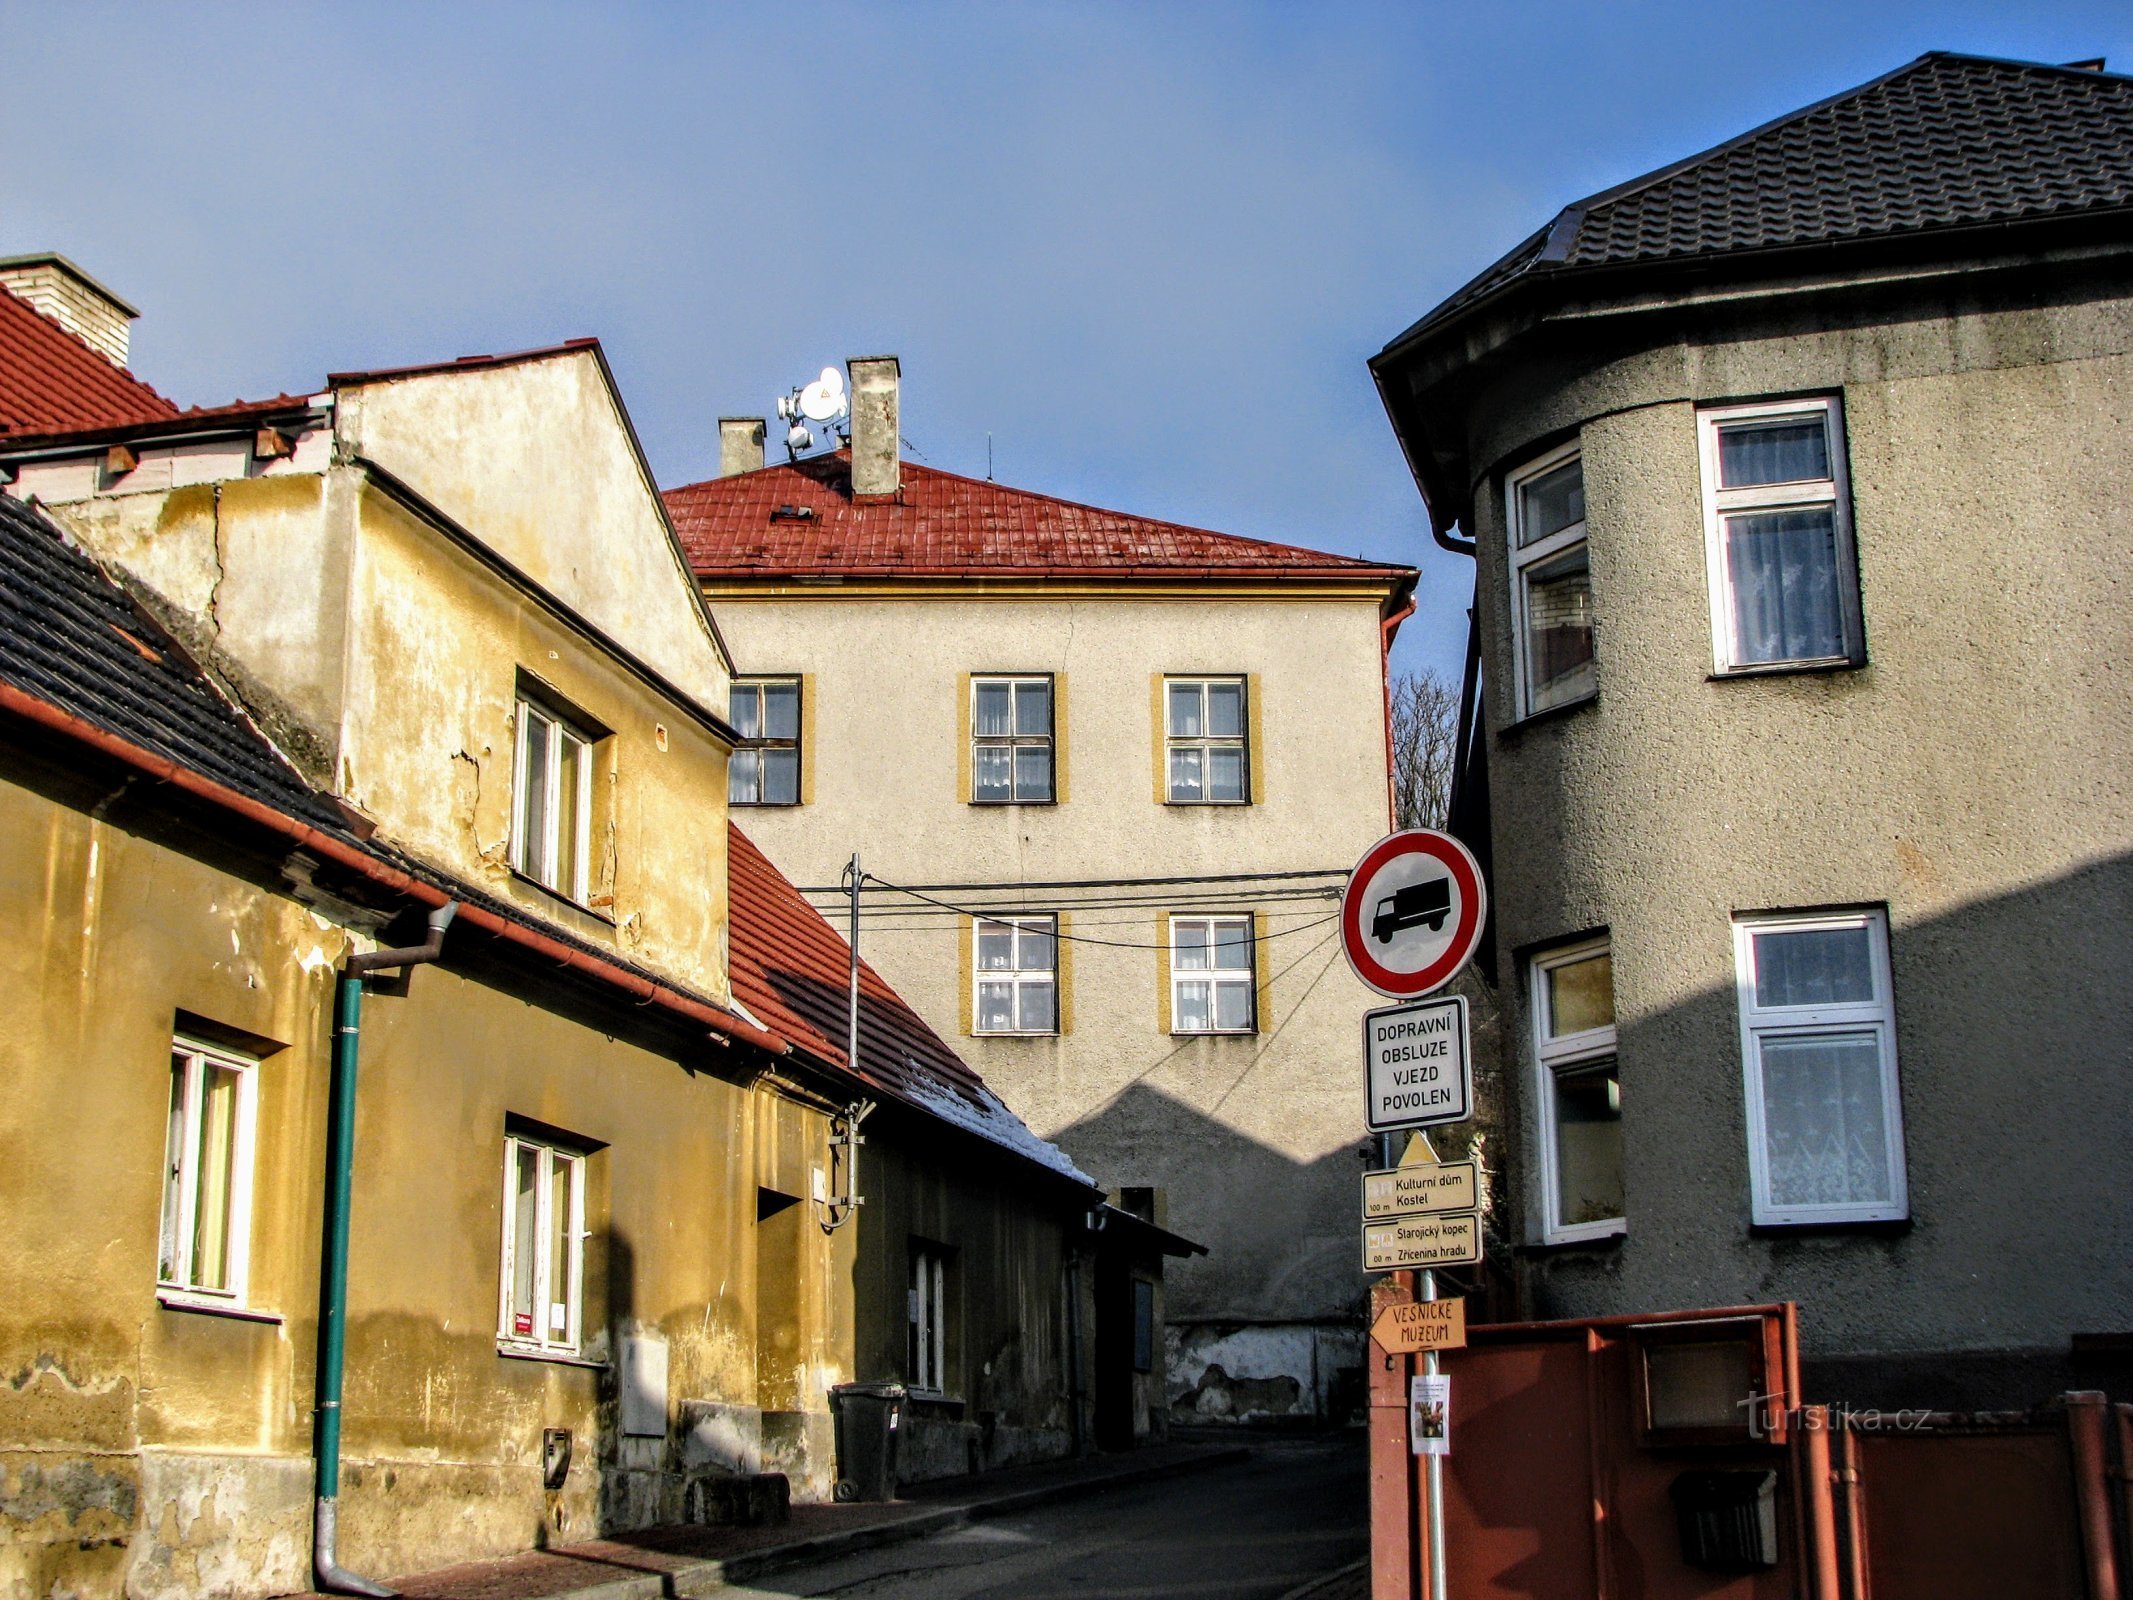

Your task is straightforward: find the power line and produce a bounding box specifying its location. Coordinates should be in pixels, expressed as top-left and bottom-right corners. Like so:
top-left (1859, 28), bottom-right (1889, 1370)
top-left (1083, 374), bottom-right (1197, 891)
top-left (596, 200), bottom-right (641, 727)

top-left (856, 872), bottom-right (1340, 951)
top-left (794, 866), bottom-right (1350, 896)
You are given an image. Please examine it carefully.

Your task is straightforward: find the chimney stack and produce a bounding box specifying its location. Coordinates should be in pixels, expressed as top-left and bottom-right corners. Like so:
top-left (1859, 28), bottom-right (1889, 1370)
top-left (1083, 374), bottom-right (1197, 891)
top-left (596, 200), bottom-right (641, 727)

top-left (0, 253), bottom-right (137, 367)
top-left (848, 356), bottom-right (900, 499)
top-left (719, 416), bottom-right (766, 477)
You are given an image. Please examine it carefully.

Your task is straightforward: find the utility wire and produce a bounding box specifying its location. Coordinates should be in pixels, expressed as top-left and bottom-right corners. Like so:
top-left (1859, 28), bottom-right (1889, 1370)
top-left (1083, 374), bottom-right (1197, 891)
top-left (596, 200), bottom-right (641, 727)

top-left (859, 872), bottom-right (1341, 951)
top-left (793, 866), bottom-right (1349, 896)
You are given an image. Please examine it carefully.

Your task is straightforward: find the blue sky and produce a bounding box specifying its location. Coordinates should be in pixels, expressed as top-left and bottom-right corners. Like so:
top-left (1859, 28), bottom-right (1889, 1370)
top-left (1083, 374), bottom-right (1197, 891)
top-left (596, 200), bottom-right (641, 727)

top-left (5, 2), bottom-right (2128, 683)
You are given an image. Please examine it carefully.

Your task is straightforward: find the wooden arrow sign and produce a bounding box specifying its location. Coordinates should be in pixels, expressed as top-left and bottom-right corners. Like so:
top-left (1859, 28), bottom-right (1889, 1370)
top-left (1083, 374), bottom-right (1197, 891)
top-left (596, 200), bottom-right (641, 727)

top-left (1370, 1295), bottom-right (1467, 1355)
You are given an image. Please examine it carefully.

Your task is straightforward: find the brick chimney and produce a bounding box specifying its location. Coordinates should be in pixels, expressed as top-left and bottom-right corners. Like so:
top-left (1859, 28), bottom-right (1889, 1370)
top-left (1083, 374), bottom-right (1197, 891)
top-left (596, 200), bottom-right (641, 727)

top-left (848, 356), bottom-right (900, 499)
top-left (0, 253), bottom-right (137, 367)
top-left (719, 416), bottom-right (765, 476)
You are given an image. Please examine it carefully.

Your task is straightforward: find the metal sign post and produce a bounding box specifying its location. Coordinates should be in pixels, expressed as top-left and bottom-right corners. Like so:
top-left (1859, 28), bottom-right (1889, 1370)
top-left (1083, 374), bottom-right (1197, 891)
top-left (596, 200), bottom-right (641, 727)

top-left (1422, 1273), bottom-right (1448, 1600)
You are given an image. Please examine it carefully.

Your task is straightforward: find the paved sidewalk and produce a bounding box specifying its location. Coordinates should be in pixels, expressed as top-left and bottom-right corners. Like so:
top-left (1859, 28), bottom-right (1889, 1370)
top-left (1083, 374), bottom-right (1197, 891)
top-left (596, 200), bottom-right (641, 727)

top-left (283, 1440), bottom-right (1251, 1600)
top-left (1275, 1555), bottom-right (1369, 1600)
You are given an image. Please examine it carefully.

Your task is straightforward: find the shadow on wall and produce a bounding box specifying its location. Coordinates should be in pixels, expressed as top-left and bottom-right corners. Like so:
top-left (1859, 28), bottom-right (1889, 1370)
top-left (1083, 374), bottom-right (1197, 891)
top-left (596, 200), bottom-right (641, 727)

top-left (1512, 849), bottom-right (2133, 1409)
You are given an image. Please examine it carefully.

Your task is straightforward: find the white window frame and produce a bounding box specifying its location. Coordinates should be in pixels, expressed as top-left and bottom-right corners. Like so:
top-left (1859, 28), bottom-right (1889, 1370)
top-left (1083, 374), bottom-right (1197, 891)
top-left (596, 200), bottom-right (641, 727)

top-left (1529, 938), bottom-right (1625, 1244)
top-left (969, 674), bottom-right (1054, 804)
top-left (909, 1246), bottom-right (949, 1395)
top-left (1504, 441), bottom-right (1597, 719)
top-left (159, 1036), bottom-right (261, 1311)
top-left (497, 1135), bottom-right (587, 1358)
top-left (729, 676), bottom-right (802, 807)
top-left (972, 915), bottom-right (1059, 1036)
top-left (1698, 396), bottom-right (1862, 673)
top-left (1169, 914), bottom-right (1256, 1035)
top-left (1164, 676), bottom-right (1251, 804)
top-left (511, 695), bottom-right (595, 902)
top-left (1733, 909), bottom-right (1907, 1226)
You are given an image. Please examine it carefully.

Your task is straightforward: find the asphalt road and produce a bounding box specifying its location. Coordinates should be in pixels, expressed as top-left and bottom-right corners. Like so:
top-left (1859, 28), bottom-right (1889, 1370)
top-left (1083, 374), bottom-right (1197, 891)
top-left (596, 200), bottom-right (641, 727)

top-left (726, 1434), bottom-right (1367, 1600)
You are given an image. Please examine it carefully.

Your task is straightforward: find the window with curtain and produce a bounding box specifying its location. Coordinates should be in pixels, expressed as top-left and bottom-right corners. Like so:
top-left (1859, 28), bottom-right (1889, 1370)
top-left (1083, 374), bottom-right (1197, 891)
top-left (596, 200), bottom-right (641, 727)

top-left (1170, 915), bottom-right (1255, 1034)
top-left (1734, 910), bottom-right (1906, 1224)
top-left (1699, 397), bottom-right (1863, 671)
top-left (159, 1036), bottom-right (260, 1308)
top-left (908, 1245), bottom-right (950, 1393)
top-left (1529, 938), bottom-right (1624, 1241)
top-left (729, 677), bottom-right (802, 805)
top-left (1165, 677), bottom-right (1249, 803)
top-left (973, 916), bottom-right (1058, 1035)
top-left (971, 675), bottom-right (1053, 803)
top-left (1507, 447), bottom-right (1596, 716)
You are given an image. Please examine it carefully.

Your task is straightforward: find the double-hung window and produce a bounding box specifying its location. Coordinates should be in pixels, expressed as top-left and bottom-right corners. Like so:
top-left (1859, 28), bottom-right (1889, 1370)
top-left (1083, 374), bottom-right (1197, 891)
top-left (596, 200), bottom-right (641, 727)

top-left (1507, 446), bottom-right (1595, 716)
top-left (974, 916), bottom-right (1058, 1035)
top-left (512, 694), bottom-right (594, 901)
top-left (909, 1245), bottom-right (950, 1393)
top-left (1699, 397), bottom-right (1863, 671)
top-left (971, 676), bottom-right (1053, 803)
top-left (1529, 939), bottom-right (1623, 1241)
top-left (499, 1135), bottom-right (586, 1356)
top-left (729, 677), bottom-right (801, 805)
top-left (1165, 677), bottom-right (1249, 803)
top-left (1734, 910), bottom-right (1906, 1225)
top-left (1170, 915), bottom-right (1255, 1034)
top-left (160, 1037), bottom-right (260, 1309)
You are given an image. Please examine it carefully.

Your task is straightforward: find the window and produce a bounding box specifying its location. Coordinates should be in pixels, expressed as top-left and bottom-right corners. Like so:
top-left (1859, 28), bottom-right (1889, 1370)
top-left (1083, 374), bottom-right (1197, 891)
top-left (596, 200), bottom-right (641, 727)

top-left (1699, 398), bottom-right (1862, 671)
top-left (499, 1135), bottom-right (586, 1356)
top-left (909, 1245), bottom-right (950, 1393)
top-left (159, 1037), bottom-right (260, 1308)
top-left (974, 916), bottom-right (1058, 1035)
top-left (1733, 910), bottom-right (1905, 1225)
top-left (1132, 1279), bottom-right (1156, 1374)
top-left (1164, 677), bottom-right (1250, 803)
top-left (971, 675), bottom-right (1053, 802)
top-left (729, 677), bottom-right (801, 805)
top-left (1170, 915), bottom-right (1255, 1034)
top-left (1529, 938), bottom-right (1623, 1241)
top-left (1507, 446), bottom-right (1595, 716)
top-left (512, 694), bottom-right (593, 901)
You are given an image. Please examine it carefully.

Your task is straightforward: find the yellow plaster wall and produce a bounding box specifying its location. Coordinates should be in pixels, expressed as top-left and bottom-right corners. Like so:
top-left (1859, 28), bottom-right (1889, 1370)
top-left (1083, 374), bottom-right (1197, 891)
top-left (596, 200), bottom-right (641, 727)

top-left (342, 484), bottom-right (731, 1003)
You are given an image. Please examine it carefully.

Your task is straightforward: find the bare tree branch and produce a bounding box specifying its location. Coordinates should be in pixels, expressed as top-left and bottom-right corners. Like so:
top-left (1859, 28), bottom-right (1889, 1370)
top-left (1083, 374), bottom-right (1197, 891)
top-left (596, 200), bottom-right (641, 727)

top-left (1390, 667), bottom-right (1460, 831)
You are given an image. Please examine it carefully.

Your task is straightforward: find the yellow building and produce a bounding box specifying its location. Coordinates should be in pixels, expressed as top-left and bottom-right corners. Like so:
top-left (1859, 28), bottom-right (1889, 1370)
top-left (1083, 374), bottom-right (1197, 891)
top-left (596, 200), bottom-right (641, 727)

top-left (0, 278), bottom-right (1182, 1598)
top-left (668, 358), bottom-right (1418, 1428)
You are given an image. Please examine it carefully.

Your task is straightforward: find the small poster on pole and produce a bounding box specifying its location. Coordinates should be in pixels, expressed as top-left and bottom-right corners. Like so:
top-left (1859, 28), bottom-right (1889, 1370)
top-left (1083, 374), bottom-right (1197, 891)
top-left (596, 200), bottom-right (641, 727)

top-left (1409, 1373), bottom-right (1451, 1457)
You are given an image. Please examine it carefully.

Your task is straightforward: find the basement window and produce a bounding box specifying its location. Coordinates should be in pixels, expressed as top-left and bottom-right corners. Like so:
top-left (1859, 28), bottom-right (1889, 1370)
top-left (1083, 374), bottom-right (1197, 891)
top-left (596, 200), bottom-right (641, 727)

top-left (498, 1134), bottom-right (586, 1358)
top-left (159, 1036), bottom-right (261, 1312)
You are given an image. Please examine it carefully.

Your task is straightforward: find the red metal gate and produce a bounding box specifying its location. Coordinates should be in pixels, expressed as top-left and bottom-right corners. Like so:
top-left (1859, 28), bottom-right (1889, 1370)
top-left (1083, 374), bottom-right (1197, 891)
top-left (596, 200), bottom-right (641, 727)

top-left (1368, 1280), bottom-right (2125, 1598)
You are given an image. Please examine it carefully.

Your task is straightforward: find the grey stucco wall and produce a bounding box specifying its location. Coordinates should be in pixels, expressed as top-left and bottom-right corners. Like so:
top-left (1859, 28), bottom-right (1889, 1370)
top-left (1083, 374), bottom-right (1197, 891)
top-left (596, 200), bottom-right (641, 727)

top-left (1462, 271), bottom-right (2133, 1393)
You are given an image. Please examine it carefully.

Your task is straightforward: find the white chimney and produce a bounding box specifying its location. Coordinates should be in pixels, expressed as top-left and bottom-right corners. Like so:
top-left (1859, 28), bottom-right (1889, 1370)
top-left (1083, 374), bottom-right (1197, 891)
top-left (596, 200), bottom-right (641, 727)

top-left (848, 356), bottom-right (900, 499)
top-left (0, 253), bottom-right (138, 367)
top-left (719, 416), bottom-right (765, 477)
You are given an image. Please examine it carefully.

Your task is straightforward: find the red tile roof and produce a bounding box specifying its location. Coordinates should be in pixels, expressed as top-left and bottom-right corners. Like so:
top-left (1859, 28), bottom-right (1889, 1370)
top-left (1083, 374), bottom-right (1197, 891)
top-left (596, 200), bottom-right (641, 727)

top-left (667, 452), bottom-right (1413, 583)
top-left (0, 284), bottom-right (178, 438)
top-left (727, 824), bottom-right (1092, 1185)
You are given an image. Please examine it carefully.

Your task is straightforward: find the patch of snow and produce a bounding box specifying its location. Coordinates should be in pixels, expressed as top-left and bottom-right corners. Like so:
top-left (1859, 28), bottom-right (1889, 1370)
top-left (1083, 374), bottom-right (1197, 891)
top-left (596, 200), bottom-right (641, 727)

top-left (899, 1072), bottom-right (1094, 1187)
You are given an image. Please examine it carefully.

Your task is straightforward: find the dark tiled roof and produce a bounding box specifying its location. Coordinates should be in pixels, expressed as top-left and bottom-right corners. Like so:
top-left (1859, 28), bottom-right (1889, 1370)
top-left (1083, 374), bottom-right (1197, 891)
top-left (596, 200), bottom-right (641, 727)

top-left (0, 488), bottom-right (1082, 1184)
top-left (668, 452), bottom-right (1410, 583)
top-left (727, 826), bottom-right (1093, 1184)
top-left (1388, 53), bottom-right (2133, 349)
top-left (0, 285), bottom-right (179, 438)
top-left (0, 491), bottom-right (351, 834)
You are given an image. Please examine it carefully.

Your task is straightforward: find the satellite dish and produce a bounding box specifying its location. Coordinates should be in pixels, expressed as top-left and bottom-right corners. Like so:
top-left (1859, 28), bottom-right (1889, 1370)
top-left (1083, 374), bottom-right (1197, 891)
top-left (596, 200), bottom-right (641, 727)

top-left (798, 365), bottom-right (847, 423)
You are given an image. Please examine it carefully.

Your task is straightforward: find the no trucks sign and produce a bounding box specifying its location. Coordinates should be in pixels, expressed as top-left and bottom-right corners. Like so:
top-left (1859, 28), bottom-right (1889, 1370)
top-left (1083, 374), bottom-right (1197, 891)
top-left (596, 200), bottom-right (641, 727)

top-left (1339, 830), bottom-right (1487, 1000)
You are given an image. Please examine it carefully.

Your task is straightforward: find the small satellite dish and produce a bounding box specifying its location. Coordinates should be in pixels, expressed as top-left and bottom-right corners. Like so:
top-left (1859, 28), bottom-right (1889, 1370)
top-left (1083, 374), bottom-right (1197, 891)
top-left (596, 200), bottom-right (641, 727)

top-left (798, 365), bottom-right (847, 423)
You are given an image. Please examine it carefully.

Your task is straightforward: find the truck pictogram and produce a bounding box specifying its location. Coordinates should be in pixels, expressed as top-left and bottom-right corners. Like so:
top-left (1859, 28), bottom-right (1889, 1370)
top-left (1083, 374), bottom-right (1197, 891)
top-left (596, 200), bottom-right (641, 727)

top-left (1373, 878), bottom-right (1451, 943)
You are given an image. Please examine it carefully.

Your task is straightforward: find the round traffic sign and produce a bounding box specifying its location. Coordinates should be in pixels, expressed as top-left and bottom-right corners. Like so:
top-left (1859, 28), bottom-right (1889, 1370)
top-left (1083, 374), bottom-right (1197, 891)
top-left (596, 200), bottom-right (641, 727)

top-left (1339, 830), bottom-right (1488, 998)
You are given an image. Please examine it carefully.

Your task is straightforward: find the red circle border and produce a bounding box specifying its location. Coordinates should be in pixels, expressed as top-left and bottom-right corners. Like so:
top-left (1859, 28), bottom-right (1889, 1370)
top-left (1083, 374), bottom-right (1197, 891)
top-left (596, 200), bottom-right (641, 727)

top-left (1340, 830), bottom-right (1487, 999)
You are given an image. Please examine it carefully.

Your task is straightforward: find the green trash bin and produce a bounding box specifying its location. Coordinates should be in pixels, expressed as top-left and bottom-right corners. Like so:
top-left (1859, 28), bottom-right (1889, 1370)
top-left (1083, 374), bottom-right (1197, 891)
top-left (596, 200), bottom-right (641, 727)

top-left (830, 1381), bottom-right (906, 1502)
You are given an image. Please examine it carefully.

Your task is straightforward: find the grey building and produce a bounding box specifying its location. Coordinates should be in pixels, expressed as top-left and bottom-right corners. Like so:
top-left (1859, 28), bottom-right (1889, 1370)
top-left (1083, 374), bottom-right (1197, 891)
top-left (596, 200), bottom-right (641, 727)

top-left (1371, 52), bottom-right (2133, 1406)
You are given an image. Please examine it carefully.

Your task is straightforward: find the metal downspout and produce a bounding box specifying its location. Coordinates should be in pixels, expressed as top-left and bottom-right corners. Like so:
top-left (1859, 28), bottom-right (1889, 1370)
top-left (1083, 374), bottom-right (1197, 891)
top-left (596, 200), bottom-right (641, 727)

top-left (314, 902), bottom-right (457, 1598)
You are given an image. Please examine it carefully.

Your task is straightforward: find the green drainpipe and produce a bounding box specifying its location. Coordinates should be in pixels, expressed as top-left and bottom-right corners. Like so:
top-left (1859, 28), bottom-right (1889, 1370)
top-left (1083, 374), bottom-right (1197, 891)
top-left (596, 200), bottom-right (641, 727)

top-left (314, 902), bottom-right (456, 1598)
